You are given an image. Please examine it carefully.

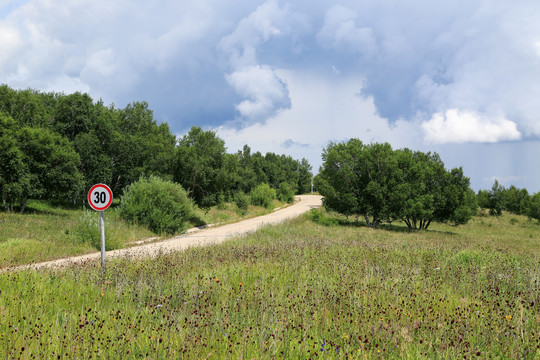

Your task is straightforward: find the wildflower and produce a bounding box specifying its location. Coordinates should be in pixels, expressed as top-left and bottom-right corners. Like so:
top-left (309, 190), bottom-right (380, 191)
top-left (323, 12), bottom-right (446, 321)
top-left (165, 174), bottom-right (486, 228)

top-left (101, 293), bottom-right (105, 297)
top-left (215, 278), bottom-right (219, 283)
top-left (505, 315), bottom-right (512, 321)
top-left (239, 283), bottom-right (242, 287)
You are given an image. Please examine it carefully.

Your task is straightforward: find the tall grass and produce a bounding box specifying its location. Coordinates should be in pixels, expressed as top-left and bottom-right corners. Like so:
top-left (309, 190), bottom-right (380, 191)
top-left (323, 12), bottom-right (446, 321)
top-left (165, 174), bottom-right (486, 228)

top-left (0, 199), bottom-right (288, 268)
top-left (0, 212), bottom-right (538, 359)
top-left (0, 201), bottom-right (155, 268)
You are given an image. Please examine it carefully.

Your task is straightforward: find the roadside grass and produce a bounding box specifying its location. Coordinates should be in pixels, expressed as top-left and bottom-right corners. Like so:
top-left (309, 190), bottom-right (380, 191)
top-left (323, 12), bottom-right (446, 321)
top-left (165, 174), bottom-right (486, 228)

top-left (0, 201), bottom-right (155, 268)
top-left (196, 199), bottom-right (289, 226)
top-left (0, 199), bottom-right (288, 268)
top-left (0, 212), bottom-right (537, 359)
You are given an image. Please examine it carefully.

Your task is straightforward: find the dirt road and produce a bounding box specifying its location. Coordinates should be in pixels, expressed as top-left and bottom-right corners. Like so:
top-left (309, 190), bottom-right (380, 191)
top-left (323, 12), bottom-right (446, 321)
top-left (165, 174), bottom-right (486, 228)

top-left (8, 195), bottom-right (322, 271)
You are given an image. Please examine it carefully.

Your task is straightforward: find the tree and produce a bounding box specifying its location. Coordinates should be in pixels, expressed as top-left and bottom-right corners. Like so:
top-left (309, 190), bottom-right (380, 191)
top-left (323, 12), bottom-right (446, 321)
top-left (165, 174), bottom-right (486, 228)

top-left (502, 185), bottom-right (530, 215)
top-left (53, 92), bottom-right (95, 141)
top-left (109, 102), bottom-right (176, 195)
top-left (17, 126), bottom-right (84, 209)
top-left (318, 139), bottom-right (473, 230)
top-left (173, 127), bottom-right (227, 207)
top-left (0, 114), bottom-right (30, 212)
top-left (527, 192), bottom-right (540, 222)
top-left (488, 179), bottom-right (504, 216)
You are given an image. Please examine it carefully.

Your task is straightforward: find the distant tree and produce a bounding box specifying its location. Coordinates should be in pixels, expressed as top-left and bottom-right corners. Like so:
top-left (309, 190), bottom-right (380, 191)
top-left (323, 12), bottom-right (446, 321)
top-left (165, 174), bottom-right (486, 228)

top-left (488, 179), bottom-right (504, 216)
top-left (502, 185), bottom-right (530, 215)
top-left (173, 127), bottom-right (227, 207)
top-left (527, 192), bottom-right (540, 222)
top-left (296, 158), bottom-right (313, 194)
top-left (477, 189), bottom-right (490, 210)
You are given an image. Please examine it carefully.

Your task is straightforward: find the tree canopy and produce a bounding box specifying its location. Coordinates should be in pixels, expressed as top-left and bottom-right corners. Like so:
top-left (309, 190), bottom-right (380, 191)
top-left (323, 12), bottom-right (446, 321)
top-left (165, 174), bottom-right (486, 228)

top-left (317, 139), bottom-right (475, 230)
top-left (0, 85), bottom-right (312, 212)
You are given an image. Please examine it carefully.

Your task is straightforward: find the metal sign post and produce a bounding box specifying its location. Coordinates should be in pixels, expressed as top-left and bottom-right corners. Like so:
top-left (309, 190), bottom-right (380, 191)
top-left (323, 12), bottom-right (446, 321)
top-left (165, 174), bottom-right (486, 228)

top-left (100, 211), bottom-right (106, 267)
top-left (87, 184), bottom-right (113, 267)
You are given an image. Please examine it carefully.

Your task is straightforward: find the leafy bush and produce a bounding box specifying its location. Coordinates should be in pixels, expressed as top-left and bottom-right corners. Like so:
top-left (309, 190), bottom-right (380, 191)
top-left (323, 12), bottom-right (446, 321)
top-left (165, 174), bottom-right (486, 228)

top-left (277, 182), bottom-right (295, 203)
top-left (309, 208), bottom-right (338, 226)
top-left (250, 183), bottom-right (276, 209)
top-left (234, 191), bottom-right (250, 214)
top-left (119, 176), bottom-right (194, 235)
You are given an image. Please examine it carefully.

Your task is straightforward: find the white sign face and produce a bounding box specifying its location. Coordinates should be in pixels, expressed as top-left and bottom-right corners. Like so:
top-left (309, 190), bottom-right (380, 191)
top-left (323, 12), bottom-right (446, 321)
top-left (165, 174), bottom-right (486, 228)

top-left (88, 184), bottom-right (113, 211)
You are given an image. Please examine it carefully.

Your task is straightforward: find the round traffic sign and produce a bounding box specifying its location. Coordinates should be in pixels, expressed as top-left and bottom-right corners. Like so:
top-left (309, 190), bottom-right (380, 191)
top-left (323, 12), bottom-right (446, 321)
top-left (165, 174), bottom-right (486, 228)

top-left (88, 184), bottom-right (113, 211)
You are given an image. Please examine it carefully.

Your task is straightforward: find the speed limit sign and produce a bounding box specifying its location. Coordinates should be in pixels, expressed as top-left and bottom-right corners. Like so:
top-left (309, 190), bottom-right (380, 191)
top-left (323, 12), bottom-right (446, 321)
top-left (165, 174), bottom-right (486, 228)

top-left (88, 184), bottom-right (113, 211)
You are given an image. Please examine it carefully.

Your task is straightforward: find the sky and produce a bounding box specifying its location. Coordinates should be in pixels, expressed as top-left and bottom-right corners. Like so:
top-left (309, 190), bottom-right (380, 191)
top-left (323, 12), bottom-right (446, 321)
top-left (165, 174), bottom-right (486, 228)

top-left (1, 0), bottom-right (540, 192)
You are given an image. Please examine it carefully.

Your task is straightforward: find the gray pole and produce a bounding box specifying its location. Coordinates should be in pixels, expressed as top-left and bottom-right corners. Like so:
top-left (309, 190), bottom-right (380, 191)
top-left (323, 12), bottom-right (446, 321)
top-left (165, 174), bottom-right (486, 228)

top-left (100, 210), bottom-right (106, 267)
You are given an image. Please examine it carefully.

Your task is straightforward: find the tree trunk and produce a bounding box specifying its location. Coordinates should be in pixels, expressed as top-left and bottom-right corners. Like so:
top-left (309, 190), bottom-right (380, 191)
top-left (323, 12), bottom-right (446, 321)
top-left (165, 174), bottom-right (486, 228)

top-left (2, 191), bottom-right (8, 212)
top-left (364, 214), bottom-right (371, 227)
top-left (20, 196), bottom-right (28, 214)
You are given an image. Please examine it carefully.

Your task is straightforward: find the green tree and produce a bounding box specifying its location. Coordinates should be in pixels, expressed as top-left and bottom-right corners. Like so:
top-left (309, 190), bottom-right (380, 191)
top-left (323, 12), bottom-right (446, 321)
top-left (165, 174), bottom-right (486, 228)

top-left (527, 192), bottom-right (540, 222)
top-left (0, 114), bottom-right (30, 212)
top-left (17, 126), bottom-right (84, 209)
top-left (318, 140), bottom-right (473, 229)
top-left (53, 92), bottom-right (95, 141)
top-left (173, 127), bottom-right (227, 207)
top-left (110, 102), bottom-right (176, 195)
top-left (488, 179), bottom-right (504, 216)
top-left (502, 185), bottom-right (530, 215)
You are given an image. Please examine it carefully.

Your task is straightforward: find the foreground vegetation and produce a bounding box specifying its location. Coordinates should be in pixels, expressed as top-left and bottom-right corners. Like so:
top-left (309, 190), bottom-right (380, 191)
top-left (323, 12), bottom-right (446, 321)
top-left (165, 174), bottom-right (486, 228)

top-left (1, 211), bottom-right (538, 359)
top-left (0, 198), bottom-right (288, 268)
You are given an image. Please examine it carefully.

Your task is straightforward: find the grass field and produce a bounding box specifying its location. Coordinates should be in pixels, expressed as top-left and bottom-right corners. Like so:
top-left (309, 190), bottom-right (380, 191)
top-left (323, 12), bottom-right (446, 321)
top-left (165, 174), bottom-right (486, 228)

top-left (0, 209), bottom-right (538, 359)
top-left (0, 199), bottom-right (287, 268)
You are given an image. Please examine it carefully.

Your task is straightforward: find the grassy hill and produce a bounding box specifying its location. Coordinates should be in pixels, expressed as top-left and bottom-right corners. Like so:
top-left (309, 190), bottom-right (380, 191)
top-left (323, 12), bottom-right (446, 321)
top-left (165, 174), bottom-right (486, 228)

top-left (0, 210), bottom-right (538, 359)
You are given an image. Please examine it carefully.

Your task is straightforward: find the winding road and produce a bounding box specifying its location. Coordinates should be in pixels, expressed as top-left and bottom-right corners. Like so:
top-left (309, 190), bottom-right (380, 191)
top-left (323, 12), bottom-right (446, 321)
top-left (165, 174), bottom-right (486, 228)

top-left (7, 195), bottom-right (322, 271)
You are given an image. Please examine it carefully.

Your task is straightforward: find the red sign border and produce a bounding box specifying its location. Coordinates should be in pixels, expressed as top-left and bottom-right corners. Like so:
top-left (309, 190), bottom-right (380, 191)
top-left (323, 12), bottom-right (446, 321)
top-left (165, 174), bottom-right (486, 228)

top-left (88, 184), bottom-right (113, 211)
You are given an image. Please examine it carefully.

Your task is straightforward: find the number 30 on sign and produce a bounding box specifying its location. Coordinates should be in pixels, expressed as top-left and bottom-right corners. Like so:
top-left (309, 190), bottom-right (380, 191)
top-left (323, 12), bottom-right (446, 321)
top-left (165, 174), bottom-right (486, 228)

top-left (88, 184), bottom-right (113, 211)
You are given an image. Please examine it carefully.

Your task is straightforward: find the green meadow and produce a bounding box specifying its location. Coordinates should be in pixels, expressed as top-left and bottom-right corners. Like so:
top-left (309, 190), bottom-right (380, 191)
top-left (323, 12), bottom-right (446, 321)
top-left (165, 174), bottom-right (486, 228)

top-left (0, 209), bottom-right (538, 359)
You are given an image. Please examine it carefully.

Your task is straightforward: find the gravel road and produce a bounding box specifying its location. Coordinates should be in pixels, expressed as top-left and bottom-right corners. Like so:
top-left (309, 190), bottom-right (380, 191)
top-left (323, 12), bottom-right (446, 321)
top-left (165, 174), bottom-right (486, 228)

top-left (7, 195), bottom-right (322, 271)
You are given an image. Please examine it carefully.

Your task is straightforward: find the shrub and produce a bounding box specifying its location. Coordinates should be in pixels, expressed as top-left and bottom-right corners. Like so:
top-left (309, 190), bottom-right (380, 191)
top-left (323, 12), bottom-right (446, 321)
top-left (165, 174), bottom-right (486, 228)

top-left (234, 191), bottom-right (250, 214)
top-left (250, 183), bottom-right (276, 209)
top-left (119, 176), bottom-right (194, 235)
top-left (277, 182), bottom-right (295, 203)
top-left (309, 208), bottom-right (338, 226)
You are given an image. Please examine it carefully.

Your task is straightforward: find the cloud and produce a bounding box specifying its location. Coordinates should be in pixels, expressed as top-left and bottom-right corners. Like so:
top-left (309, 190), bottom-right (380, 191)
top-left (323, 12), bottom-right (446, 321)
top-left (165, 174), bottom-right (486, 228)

top-left (317, 5), bottom-right (377, 57)
top-left (282, 138), bottom-right (309, 148)
top-left (422, 109), bottom-right (522, 144)
top-left (225, 65), bottom-right (290, 121)
top-left (216, 69), bottom-right (421, 172)
top-left (219, 0), bottom-right (308, 124)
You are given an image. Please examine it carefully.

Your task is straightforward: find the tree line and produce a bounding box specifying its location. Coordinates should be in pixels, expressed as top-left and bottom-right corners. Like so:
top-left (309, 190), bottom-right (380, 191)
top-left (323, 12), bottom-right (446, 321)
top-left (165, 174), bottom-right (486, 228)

top-left (477, 179), bottom-right (540, 221)
top-left (0, 85), bottom-right (312, 212)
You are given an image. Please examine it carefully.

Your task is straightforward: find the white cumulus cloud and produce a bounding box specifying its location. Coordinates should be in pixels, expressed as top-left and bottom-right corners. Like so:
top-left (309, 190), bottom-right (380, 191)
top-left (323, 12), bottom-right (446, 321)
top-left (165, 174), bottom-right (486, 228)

top-left (422, 109), bottom-right (522, 144)
top-left (225, 65), bottom-right (290, 121)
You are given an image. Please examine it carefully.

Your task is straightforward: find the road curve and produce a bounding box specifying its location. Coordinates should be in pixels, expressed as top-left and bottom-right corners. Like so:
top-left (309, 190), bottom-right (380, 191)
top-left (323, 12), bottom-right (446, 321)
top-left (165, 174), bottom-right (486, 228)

top-left (6, 195), bottom-right (322, 271)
